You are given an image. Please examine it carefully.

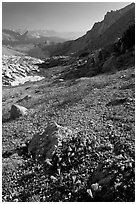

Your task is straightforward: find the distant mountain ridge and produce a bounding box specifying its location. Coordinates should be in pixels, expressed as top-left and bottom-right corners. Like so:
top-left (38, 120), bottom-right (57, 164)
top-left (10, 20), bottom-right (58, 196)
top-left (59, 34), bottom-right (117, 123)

top-left (2, 29), bottom-right (67, 45)
top-left (50, 3), bottom-right (135, 56)
top-left (2, 29), bottom-right (28, 41)
top-left (27, 30), bottom-right (84, 40)
top-left (2, 28), bottom-right (85, 58)
top-left (2, 29), bottom-right (83, 45)
top-left (2, 3), bottom-right (135, 58)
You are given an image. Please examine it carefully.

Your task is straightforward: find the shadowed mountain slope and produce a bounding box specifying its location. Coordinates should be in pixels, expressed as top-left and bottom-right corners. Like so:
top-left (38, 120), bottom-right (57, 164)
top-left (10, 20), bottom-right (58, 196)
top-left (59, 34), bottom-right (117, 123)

top-left (50, 3), bottom-right (135, 56)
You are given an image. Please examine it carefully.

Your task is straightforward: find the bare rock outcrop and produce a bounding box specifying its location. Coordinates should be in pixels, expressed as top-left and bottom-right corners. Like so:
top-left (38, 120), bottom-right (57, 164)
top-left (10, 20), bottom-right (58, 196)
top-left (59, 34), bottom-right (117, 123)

top-left (28, 122), bottom-right (72, 160)
top-left (2, 55), bottom-right (44, 86)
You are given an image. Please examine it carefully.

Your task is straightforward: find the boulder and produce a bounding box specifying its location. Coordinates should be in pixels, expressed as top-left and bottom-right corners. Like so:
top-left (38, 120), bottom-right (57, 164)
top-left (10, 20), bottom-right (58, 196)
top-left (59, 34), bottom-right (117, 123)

top-left (28, 122), bottom-right (72, 160)
top-left (10, 104), bottom-right (28, 119)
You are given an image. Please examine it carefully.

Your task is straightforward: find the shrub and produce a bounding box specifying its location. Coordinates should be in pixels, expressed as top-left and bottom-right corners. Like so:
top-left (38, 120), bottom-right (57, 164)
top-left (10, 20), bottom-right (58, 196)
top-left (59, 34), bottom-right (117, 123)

top-left (121, 24), bottom-right (135, 50)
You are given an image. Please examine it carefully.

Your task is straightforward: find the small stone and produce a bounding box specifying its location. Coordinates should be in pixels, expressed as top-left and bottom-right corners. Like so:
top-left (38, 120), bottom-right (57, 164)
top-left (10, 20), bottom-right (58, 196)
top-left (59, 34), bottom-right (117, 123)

top-left (58, 141), bottom-right (62, 146)
top-left (45, 158), bottom-right (52, 166)
top-left (43, 196), bottom-right (46, 200)
top-left (13, 198), bottom-right (19, 202)
top-left (117, 154), bottom-right (123, 159)
top-left (87, 189), bottom-right (93, 198)
top-left (91, 183), bottom-right (100, 191)
top-left (72, 175), bottom-right (76, 183)
top-left (76, 179), bottom-right (81, 185)
top-left (57, 168), bottom-right (61, 175)
top-left (115, 182), bottom-right (122, 189)
top-left (121, 166), bottom-right (125, 171)
top-left (123, 185), bottom-right (127, 190)
top-left (21, 143), bottom-right (26, 147)
top-left (68, 192), bottom-right (71, 197)
top-left (50, 175), bottom-right (57, 181)
top-left (68, 146), bottom-right (73, 152)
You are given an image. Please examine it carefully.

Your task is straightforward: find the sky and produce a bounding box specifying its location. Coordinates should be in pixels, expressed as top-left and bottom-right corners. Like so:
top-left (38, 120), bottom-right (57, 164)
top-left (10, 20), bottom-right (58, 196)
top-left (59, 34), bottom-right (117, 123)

top-left (2, 2), bottom-right (131, 33)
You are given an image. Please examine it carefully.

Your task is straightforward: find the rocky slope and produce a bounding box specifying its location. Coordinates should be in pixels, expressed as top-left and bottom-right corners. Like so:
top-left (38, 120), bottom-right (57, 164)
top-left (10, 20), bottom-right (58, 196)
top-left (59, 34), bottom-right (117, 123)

top-left (2, 46), bottom-right (26, 56)
top-left (2, 61), bottom-right (135, 201)
top-left (88, 2), bottom-right (135, 38)
top-left (2, 24), bottom-right (135, 201)
top-left (2, 29), bottom-right (66, 45)
top-left (2, 55), bottom-right (44, 86)
top-left (50, 3), bottom-right (135, 56)
top-left (2, 3), bottom-right (135, 202)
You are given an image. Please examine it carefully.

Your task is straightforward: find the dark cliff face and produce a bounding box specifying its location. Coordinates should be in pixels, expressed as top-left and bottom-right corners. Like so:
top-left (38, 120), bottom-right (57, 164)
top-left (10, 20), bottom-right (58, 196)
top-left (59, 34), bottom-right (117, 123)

top-left (50, 3), bottom-right (135, 56)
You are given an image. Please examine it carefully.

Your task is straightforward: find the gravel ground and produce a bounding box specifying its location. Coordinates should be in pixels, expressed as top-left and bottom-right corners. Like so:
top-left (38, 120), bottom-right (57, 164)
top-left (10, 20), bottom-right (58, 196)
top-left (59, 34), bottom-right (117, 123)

top-left (2, 64), bottom-right (135, 202)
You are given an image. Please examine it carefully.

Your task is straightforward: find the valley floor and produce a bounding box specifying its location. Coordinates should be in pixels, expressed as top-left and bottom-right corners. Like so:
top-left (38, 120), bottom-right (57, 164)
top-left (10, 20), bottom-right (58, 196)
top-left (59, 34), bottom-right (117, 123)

top-left (2, 63), bottom-right (135, 201)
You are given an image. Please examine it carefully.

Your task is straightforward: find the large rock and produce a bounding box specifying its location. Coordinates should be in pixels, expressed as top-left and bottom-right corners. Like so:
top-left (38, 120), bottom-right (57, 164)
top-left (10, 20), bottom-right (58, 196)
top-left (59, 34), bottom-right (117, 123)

top-left (10, 104), bottom-right (28, 119)
top-left (28, 122), bottom-right (72, 160)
